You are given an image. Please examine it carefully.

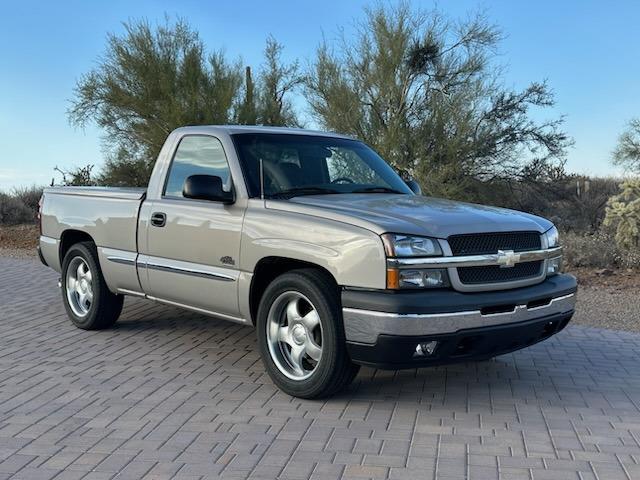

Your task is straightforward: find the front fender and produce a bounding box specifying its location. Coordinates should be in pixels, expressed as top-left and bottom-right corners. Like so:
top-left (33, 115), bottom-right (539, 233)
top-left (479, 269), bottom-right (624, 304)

top-left (240, 205), bottom-right (387, 290)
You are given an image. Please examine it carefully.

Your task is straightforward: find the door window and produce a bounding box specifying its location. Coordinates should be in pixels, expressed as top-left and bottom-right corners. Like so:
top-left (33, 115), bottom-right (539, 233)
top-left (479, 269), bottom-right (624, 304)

top-left (164, 136), bottom-right (232, 198)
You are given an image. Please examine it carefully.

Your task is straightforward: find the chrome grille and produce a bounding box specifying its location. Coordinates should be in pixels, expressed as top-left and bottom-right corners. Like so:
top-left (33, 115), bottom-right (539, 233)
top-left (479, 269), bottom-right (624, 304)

top-left (448, 231), bottom-right (541, 256)
top-left (448, 232), bottom-right (543, 286)
top-left (457, 261), bottom-right (543, 284)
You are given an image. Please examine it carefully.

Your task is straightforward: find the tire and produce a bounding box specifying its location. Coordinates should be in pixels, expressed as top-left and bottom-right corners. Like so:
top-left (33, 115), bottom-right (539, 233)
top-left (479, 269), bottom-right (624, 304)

top-left (61, 241), bottom-right (123, 330)
top-left (256, 269), bottom-right (359, 398)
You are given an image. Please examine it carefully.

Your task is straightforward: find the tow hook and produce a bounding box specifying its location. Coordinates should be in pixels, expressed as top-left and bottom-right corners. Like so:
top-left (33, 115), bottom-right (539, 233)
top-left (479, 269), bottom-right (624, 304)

top-left (57, 278), bottom-right (62, 289)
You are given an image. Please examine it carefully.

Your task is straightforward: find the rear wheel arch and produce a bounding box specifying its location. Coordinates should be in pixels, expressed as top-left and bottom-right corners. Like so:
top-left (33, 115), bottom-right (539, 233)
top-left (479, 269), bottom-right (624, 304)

top-left (249, 257), bottom-right (339, 325)
top-left (59, 230), bottom-right (95, 265)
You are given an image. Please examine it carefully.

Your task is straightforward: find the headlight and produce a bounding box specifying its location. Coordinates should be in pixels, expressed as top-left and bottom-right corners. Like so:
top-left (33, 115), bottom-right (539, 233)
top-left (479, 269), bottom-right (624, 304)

top-left (544, 226), bottom-right (562, 276)
top-left (382, 234), bottom-right (443, 257)
top-left (544, 226), bottom-right (559, 248)
top-left (382, 234), bottom-right (448, 289)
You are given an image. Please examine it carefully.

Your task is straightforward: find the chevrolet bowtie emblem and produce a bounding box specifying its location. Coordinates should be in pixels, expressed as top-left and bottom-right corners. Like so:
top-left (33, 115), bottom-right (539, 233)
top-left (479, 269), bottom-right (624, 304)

top-left (497, 249), bottom-right (520, 268)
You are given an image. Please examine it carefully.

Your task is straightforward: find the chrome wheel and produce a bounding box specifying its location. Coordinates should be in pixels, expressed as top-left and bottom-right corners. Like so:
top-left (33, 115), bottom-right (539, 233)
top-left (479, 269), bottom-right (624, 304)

top-left (65, 256), bottom-right (93, 317)
top-left (266, 291), bottom-right (323, 380)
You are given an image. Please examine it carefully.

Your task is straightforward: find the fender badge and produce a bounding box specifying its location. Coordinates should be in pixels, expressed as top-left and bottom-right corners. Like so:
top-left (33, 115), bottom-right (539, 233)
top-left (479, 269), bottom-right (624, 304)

top-left (220, 256), bottom-right (235, 266)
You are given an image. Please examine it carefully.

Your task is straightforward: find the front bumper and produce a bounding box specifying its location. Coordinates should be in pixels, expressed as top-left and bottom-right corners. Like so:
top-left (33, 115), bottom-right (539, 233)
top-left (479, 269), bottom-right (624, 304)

top-left (342, 273), bottom-right (577, 369)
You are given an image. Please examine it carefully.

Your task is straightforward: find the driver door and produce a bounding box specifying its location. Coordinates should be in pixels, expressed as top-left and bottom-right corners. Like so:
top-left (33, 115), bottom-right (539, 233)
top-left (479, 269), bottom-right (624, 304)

top-left (140, 135), bottom-right (244, 319)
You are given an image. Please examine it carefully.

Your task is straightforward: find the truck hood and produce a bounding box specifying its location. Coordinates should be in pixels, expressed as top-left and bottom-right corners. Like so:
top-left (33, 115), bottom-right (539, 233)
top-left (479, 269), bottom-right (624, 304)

top-left (269, 194), bottom-right (553, 238)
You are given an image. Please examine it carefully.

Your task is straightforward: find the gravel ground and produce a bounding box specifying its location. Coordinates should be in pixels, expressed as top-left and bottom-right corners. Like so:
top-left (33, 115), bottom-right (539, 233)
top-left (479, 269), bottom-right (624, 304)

top-left (4, 248), bottom-right (638, 332)
top-left (0, 247), bottom-right (37, 259)
top-left (572, 283), bottom-right (640, 332)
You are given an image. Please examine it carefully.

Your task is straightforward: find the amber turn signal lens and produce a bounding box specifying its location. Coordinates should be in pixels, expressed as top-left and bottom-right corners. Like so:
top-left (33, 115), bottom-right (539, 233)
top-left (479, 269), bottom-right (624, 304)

top-left (386, 268), bottom-right (400, 289)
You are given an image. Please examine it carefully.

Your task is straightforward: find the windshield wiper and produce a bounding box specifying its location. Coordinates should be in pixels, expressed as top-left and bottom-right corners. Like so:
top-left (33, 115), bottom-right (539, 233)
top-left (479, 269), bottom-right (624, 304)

top-left (351, 186), bottom-right (406, 194)
top-left (268, 186), bottom-right (341, 199)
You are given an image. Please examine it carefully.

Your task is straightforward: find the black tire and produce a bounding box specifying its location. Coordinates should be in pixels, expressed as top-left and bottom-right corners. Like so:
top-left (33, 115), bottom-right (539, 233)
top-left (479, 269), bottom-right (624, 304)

top-left (61, 241), bottom-right (123, 330)
top-left (256, 269), bottom-right (359, 398)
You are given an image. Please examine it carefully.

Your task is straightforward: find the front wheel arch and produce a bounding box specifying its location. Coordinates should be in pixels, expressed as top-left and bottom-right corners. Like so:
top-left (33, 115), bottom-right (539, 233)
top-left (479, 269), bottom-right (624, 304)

top-left (249, 257), bottom-right (338, 325)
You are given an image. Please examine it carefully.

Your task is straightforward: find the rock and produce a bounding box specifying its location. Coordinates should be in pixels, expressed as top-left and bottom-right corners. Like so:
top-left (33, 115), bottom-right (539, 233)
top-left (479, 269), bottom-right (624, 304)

top-left (595, 268), bottom-right (614, 276)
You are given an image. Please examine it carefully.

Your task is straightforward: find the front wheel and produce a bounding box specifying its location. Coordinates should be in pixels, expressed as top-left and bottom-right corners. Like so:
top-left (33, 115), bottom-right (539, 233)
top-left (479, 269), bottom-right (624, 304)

top-left (61, 242), bottom-right (123, 330)
top-left (256, 269), bottom-right (359, 398)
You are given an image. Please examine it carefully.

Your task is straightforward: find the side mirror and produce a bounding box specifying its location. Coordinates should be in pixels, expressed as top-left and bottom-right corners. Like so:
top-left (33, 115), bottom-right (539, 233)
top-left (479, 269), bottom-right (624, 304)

top-left (183, 175), bottom-right (234, 204)
top-left (405, 178), bottom-right (422, 195)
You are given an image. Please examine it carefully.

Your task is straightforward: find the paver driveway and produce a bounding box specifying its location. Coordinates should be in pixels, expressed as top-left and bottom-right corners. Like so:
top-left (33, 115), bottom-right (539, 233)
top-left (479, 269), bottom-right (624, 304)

top-left (1, 256), bottom-right (639, 480)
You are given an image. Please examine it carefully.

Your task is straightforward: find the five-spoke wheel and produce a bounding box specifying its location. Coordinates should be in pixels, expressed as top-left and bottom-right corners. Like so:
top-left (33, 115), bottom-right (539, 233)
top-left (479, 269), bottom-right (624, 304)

top-left (257, 269), bottom-right (359, 398)
top-left (61, 241), bottom-right (123, 330)
top-left (267, 292), bottom-right (323, 380)
top-left (65, 256), bottom-right (94, 317)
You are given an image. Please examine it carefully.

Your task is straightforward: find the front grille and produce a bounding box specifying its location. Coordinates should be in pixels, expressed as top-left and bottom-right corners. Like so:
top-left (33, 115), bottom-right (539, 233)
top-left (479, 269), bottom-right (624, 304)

top-left (448, 231), bottom-right (541, 256)
top-left (457, 261), bottom-right (543, 284)
top-left (448, 232), bottom-right (543, 286)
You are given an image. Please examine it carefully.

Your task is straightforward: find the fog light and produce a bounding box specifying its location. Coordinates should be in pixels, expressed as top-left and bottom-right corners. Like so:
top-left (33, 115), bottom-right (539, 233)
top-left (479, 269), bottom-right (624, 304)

top-left (547, 257), bottom-right (563, 276)
top-left (414, 341), bottom-right (438, 357)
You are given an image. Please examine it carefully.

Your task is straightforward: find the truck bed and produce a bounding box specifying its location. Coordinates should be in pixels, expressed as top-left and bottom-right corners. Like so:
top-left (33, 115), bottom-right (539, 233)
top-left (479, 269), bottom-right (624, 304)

top-left (39, 186), bottom-right (147, 276)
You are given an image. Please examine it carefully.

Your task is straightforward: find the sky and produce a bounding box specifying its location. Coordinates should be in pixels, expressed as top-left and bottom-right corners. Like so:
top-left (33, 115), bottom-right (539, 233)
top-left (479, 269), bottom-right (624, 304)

top-left (1, 0), bottom-right (639, 190)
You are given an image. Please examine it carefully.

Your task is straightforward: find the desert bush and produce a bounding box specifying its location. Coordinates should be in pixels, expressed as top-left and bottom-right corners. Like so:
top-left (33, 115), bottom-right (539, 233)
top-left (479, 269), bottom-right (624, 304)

top-left (11, 185), bottom-right (43, 213)
top-left (562, 229), bottom-right (640, 269)
top-left (603, 179), bottom-right (640, 250)
top-left (469, 175), bottom-right (620, 233)
top-left (0, 193), bottom-right (35, 225)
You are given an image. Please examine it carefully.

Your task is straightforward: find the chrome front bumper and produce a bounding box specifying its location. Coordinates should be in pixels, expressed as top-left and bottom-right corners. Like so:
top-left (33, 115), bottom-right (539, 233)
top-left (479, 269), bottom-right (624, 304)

top-left (342, 275), bottom-right (577, 345)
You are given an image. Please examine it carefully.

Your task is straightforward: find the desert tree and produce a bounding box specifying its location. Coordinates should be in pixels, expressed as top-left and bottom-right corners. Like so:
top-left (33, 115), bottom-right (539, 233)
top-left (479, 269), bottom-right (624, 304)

top-left (257, 36), bottom-right (303, 126)
top-left (69, 18), bottom-right (244, 186)
top-left (305, 3), bottom-right (571, 200)
top-left (613, 118), bottom-right (640, 174)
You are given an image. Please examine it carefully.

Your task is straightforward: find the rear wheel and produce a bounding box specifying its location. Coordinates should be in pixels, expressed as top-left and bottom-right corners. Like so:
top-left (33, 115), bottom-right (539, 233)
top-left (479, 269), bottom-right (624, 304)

top-left (61, 242), bottom-right (123, 330)
top-left (257, 269), bottom-right (359, 398)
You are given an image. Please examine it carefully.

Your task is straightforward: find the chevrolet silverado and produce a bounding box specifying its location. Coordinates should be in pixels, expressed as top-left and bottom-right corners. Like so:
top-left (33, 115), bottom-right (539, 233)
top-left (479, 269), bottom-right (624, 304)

top-left (38, 126), bottom-right (577, 398)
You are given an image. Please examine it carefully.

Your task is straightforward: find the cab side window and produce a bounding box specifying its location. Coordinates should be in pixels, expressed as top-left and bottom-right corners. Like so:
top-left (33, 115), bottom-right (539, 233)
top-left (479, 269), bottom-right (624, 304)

top-left (164, 136), bottom-right (232, 198)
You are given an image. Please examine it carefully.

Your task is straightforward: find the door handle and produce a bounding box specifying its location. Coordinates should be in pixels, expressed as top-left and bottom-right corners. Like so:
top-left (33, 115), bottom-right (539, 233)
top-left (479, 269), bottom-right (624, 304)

top-left (150, 212), bottom-right (166, 227)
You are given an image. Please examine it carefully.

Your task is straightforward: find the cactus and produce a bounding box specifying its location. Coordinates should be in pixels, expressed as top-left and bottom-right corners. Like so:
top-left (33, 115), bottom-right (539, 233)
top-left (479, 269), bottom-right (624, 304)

top-left (603, 179), bottom-right (640, 250)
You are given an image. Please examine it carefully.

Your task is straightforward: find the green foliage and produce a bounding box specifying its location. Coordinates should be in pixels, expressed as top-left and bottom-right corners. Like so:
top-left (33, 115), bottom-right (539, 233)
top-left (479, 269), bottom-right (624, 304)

top-left (613, 118), bottom-right (640, 173)
top-left (54, 165), bottom-right (97, 186)
top-left (257, 36), bottom-right (303, 127)
top-left (97, 149), bottom-right (154, 187)
top-left (237, 66), bottom-right (258, 125)
top-left (604, 179), bottom-right (640, 250)
top-left (68, 18), bottom-right (243, 185)
top-left (69, 18), bottom-right (302, 186)
top-left (305, 3), bottom-right (571, 203)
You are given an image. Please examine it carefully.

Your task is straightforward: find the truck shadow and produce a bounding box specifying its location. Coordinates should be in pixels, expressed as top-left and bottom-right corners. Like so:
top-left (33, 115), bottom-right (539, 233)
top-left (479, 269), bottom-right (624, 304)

top-left (110, 299), bottom-right (640, 405)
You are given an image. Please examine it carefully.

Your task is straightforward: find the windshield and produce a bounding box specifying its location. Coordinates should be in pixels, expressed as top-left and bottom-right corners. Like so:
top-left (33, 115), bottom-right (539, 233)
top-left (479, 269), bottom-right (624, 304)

top-left (232, 133), bottom-right (413, 198)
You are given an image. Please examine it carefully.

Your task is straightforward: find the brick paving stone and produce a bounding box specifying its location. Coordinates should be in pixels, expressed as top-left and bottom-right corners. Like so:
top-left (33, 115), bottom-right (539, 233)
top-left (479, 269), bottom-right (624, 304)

top-left (1, 256), bottom-right (640, 479)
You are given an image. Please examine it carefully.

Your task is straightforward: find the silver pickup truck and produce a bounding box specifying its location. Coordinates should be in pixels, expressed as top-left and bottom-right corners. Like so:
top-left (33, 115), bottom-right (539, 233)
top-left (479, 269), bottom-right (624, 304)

top-left (38, 126), bottom-right (577, 398)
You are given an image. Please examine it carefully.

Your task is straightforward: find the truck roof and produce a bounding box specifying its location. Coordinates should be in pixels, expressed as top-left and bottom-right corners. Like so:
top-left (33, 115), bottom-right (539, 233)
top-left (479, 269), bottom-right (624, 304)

top-left (172, 125), bottom-right (355, 140)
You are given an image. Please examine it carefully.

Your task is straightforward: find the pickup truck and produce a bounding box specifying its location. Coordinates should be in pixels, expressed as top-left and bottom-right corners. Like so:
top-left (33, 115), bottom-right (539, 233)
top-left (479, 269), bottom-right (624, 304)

top-left (38, 126), bottom-right (577, 398)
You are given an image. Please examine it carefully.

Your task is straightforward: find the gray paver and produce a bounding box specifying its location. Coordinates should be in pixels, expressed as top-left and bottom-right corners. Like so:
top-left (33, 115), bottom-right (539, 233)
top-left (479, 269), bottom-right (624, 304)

top-left (1, 256), bottom-right (639, 479)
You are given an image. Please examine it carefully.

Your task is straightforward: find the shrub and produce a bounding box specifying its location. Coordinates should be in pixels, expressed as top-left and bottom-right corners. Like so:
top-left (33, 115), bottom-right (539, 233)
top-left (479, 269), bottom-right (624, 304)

top-left (562, 229), bottom-right (640, 270)
top-left (603, 179), bottom-right (640, 250)
top-left (11, 185), bottom-right (43, 213)
top-left (0, 193), bottom-right (35, 225)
